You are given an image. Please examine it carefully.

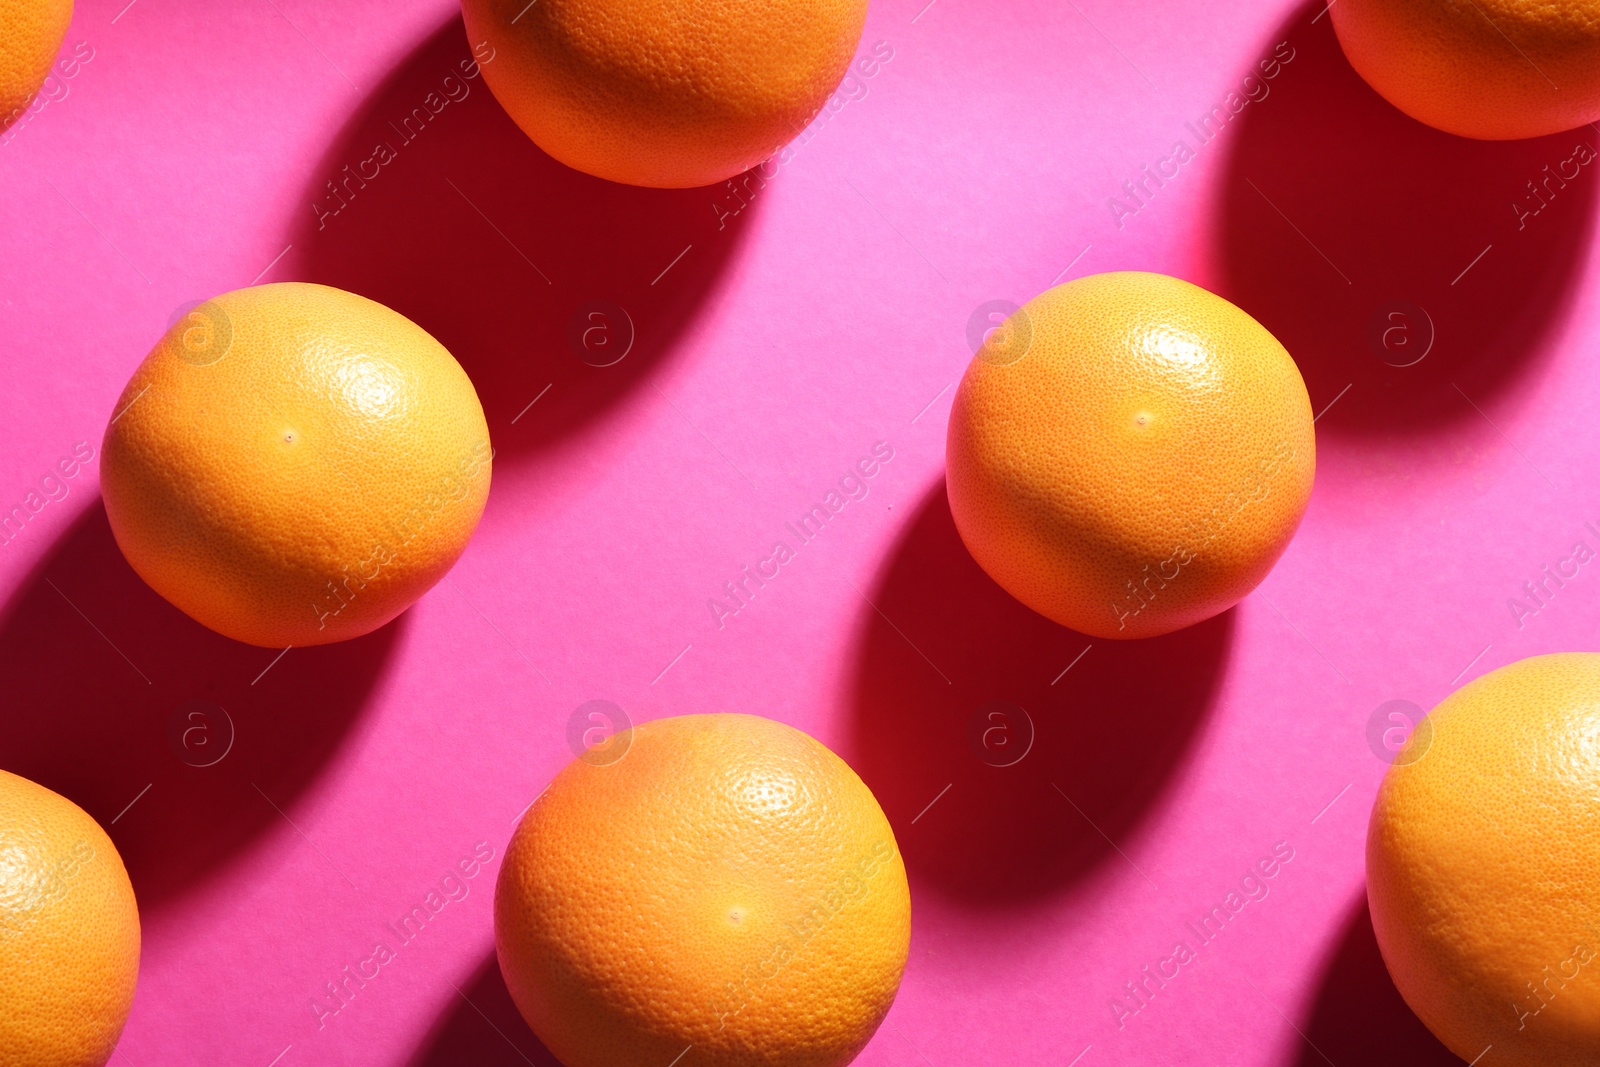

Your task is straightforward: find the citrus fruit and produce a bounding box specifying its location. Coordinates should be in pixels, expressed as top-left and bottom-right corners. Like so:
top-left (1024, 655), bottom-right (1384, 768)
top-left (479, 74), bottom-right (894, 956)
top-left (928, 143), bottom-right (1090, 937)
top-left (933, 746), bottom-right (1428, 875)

top-left (945, 271), bottom-right (1315, 640)
top-left (459, 0), bottom-right (868, 187)
top-left (1330, 0), bottom-right (1600, 139)
top-left (495, 713), bottom-right (910, 1067)
top-left (101, 282), bottom-right (491, 648)
top-left (0, 0), bottom-right (72, 133)
top-left (0, 768), bottom-right (140, 1067)
top-left (1368, 653), bottom-right (1600, 1065)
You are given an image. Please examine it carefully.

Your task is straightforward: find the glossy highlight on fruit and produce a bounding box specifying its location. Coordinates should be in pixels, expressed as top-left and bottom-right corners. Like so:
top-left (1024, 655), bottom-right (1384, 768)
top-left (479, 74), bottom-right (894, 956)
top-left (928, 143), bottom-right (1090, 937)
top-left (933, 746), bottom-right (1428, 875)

top-left (1368, 653), bottom-right (1600, 1066)
top-left (946, 271), bottom-right (1315, 640)
top-left (460, 0), bottom-right (869, 187)
top-left (101, 282), bottom-right (491, 647)
top-left (495, 713), bottom-right (910, 1067)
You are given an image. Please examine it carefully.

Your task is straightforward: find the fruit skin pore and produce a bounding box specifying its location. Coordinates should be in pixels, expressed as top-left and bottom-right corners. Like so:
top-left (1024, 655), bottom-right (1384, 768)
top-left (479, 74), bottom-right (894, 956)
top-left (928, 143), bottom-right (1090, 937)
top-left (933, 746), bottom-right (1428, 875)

top-left (0, 768), bottom-right (140, 1067)
top-left (459, 0), bottom-right (868, 187)
top-left (101, 282), bottom-right (492, 648)
top-left (495, 713), bottom-right (911, 1067)
top-left (1331, 0), bottom-right (1600, 140)
top-left (1367, 653), bottom-right (1600, 1065)
top-left (945, 271), bottom-right (1315, 640)
top-left (0, 0), bottom-right (73, 133)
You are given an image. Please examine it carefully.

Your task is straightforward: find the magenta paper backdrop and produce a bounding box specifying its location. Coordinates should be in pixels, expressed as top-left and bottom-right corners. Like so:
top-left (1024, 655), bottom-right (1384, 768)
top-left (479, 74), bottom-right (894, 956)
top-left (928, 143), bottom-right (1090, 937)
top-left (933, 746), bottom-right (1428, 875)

top-left (1, 0), bottom-right (1595, 1063)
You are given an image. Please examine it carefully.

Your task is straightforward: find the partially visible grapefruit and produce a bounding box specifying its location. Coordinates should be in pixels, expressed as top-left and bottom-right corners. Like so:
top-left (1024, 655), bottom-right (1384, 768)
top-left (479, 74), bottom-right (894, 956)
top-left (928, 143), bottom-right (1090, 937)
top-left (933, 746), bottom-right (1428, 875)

top-left (496, 713), bottom-right (910, 1067)
top-left (1331, 0), bottom-right (1600, 139)
top-left (460, 0), bottom-right (869, 187)
top-left (0, 768), bottom-right (140, 1067)
top-left (1369, 653), bottom-right (1600, 1065)
top-left (0, 0), bottom-right (73, 132)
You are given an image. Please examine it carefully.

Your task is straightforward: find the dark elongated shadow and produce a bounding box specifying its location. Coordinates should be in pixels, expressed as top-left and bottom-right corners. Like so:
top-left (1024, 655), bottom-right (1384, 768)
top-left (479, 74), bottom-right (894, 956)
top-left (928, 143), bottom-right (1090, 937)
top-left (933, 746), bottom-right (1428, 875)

top-left (282, 15), bottom-right (757, 462)
top-left (845, 480), bottom-right (1233, 906)
top-left (408, 949), bottom-right (558, 1067)
top-left (1293, 895), bottom-right (1458, 1066)
top-left (1209, 0), bottom-right (1596, 434)
top-left (0, 502), bottom-right (399, 909)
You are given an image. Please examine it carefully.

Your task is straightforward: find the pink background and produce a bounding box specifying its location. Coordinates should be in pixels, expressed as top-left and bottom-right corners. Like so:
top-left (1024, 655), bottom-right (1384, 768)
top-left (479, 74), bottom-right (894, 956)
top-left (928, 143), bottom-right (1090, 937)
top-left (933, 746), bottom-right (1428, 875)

top-left (2, 0), bottom-right (1596, 1063)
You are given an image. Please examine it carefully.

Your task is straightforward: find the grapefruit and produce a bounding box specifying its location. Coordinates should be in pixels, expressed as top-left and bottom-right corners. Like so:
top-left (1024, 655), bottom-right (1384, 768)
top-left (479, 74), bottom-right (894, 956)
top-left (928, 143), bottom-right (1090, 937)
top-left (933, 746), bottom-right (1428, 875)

top-left (101, 282), bottom-right (491, 647)
top-left (496, 713), bottom-right (910, 1067)
top-left (0, 0), bottom-right (72, 133)
top-left (459, 0), bottom-right (869, 187)
top-left (1331, 0), bottom-right (1600, 139)
top-left (946, 271), bottom-right (1316, 640)
top-left (1368, 653), bottom-right (1600, 1065)
top-left (0, 768), bottom-right (140, 1067)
